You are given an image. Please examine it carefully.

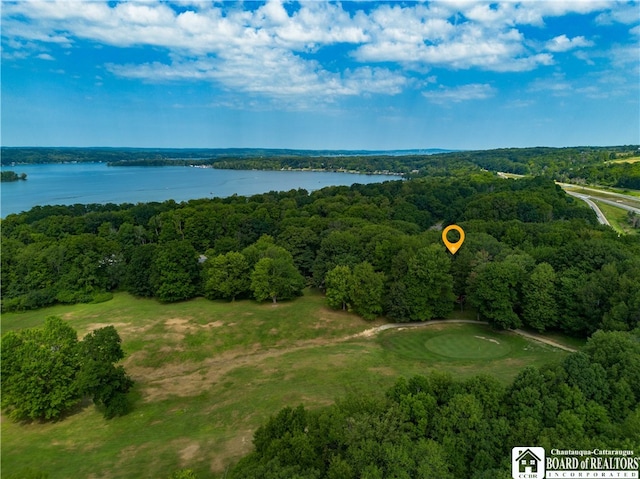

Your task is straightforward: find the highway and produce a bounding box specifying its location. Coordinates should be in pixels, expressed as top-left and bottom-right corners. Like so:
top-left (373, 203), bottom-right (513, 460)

top-left (496, 174), bottom-right (640, 225)
top-left (564, 190), bottom-right (611, 226)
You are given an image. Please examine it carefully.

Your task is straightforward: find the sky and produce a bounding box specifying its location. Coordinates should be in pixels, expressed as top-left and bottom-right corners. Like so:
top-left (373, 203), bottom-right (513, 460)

top-left (1, 1), bottom-right (639, 150)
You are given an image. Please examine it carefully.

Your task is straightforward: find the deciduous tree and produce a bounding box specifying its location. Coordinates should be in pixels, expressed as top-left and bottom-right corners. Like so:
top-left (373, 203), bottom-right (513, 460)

top-left (325, 265), bottom-right (352, 311)
top-left (1, 317), bottom-right (133, 421)
top-left (350, 262), bottom-right (384, 320)
top-left (251, 255), bottom-right (304, 304)
top-left (522, 262), bottom-right (558, 332)
top-left (203, 251), bottom-right (250, 301)
top-left (151, 240), bottom-right (200, 302)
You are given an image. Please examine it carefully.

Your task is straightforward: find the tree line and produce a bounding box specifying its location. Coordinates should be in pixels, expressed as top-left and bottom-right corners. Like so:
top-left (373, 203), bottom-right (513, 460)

top-left (2, 174), bottom-right (638, 337)
top-left (3, 146), bottom-right (639, 184)
top-left (1, 170), bottom-right (27, 182)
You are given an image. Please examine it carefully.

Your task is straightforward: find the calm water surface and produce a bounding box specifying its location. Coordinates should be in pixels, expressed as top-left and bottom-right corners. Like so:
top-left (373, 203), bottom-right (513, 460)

top-left (1, 163), bottom-right (399, 217)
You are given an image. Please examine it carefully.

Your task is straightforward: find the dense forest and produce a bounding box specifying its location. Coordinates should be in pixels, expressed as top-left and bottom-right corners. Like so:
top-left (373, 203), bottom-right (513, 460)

top-left (2, 174), bottom-right (638, 336)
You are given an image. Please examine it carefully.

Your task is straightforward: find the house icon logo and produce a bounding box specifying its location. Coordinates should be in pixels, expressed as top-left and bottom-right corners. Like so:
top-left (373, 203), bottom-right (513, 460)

top-left (512, 447), bottom-right (545, 479)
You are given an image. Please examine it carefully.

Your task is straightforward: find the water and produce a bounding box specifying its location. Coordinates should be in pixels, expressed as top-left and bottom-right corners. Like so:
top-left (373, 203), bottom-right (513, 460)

top-left (0, 163), bottom-right (399, 217)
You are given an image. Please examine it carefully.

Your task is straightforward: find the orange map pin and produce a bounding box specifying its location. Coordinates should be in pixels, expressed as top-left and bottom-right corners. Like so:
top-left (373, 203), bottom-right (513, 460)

top-left (442, 225), bottom-right (465, 254)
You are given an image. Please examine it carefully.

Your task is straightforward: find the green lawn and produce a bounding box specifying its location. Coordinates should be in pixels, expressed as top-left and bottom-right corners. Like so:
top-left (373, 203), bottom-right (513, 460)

top-left (565, 184), bottom-right (640, 200)
top-left (606, 156), bottom-right (640, 164)
top-left (2, 292), bottom-right (573, 479)
top-left (592, 200), bottom-right (639, 236)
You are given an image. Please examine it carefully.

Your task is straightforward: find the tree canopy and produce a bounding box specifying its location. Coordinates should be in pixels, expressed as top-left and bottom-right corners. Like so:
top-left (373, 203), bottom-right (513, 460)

top-left (1, 317), bottom-right (133, 421)
top-left (1, 171), bottom-right (638, 336)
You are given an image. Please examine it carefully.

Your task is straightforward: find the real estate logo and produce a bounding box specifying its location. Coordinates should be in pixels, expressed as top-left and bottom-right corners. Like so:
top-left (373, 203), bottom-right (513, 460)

top-left (512, 447), bottom-right (545, 479)
top-left (511, 447), bottom-right (639, 478)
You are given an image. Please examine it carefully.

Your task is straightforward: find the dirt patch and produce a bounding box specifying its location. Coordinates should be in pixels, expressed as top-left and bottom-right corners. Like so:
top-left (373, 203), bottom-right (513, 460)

top-left (159, 345), bottom-right (185, 353)
top-left (179, 442), bottom-right (200, 467)
top-left (210, 431), bottom-right (254, 473)
top-left (165, 318), bottom-right (200, 334)
top-left (204, 320), bottom-right (224, 329)
top-left (132, 336), bottom-right (361, 402)
top-left (83, 321), bottom-right (153, 338)
top-left (475, 335), bottom-right (500, 345)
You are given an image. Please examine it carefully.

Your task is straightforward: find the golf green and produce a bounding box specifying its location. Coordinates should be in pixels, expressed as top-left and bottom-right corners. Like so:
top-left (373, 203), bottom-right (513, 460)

top-left (381, 326), bottom-right (512, 361)
top-left (425, 333), bottom-right (511, 359)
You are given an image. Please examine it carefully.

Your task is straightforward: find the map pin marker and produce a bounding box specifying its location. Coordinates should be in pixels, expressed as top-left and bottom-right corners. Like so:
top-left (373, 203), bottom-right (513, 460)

top-left (442, 225), bottom-right (465, 254)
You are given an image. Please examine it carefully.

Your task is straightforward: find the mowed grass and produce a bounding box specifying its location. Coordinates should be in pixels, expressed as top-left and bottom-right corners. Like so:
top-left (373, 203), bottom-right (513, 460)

top-left (1, 292), bottom-right (572, 479)
top-left (592, 200), bottom-right (640, 236)
top-left (606, 156), bottom-right (640, 164)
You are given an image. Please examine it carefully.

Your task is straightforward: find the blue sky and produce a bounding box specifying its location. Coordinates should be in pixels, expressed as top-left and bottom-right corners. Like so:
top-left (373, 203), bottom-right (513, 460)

top-left (2, 1), bottom-right (639, 150)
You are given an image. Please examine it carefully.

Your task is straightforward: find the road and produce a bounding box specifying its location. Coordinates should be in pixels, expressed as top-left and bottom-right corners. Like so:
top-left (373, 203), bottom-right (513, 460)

top-left (558, 183), bottom-right (640, 214)
top-left (564, 190), bottom-right (611, 226)
top-left (555, 183), bottom-right (640, 203)
top-left (496, 173), bottom-right (640, 225)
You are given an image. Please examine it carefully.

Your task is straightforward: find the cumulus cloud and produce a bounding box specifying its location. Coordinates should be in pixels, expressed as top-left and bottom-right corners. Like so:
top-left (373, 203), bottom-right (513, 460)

top-left (545, 34), bottom-right (594, 52)
top-left (0, 0), bottom-right (635, 105)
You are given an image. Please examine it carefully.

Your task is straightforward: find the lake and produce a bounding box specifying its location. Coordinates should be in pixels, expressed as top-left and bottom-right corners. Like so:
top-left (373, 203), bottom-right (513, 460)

top-left (0, 163), bottom-right (400, 217)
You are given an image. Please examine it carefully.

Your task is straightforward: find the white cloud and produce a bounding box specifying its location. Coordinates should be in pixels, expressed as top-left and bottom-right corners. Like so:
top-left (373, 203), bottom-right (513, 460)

top-left (422, 83), bottom-right (496, 103)
top-left (0, 0), bottom-right (635, 105)
top-left (348, 2), bottom-right (571, 72)
top-left (36, 53), bottom-right (55, 60)
top-left (545, 34), bottom-right (594, 52)
top-left (107, 50), bottom-right (407, 109)
top-left (596, 3), bottom-right (640, 25)
top-left (610, 43), bottom-right (640, 69)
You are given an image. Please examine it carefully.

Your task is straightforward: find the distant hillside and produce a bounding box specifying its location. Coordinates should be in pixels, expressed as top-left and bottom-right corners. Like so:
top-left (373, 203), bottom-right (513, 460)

top-left (0, 147), bottom-right (454, 165)
top-left (2, 146), bottom-right (639, 186)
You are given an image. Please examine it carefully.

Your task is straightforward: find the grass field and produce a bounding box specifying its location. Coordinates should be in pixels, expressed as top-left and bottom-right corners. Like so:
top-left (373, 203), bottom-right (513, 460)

top-left (1, 292), bottom-right (574, 479)
top-left (606, 156), bottom-right (640, 164)
top-left (592, 199), bottom-right (639, 236)
top-left (564, 184), bottom-right (640, 200)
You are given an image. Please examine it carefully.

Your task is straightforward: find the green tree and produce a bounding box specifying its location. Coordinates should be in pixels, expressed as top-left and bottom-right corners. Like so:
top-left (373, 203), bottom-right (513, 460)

top-left (203, 251), bottom-right (250, 301)
top-left (277, 226), bottom-right (319, 277)
top-left (241, 235), bottom-right (277, 268)
top-left (467, 255), bottom-right (533, 329)
top-left (151, 240), bottom-right (200, 302)
top-left (77, 326), bottom-right (134, 418)
top-left (1, 317), bottom-right (81, 420)
top-left (401, 245), bottom-right (455, 321)
top-left (325, 265), bottom-right (352, 311)
top-left (251, 256), bottom-right (305, 304)
top-left (1, 318), bottom-right (134, 421)
top-left (583, 331), bottom-right (640, 403)
top-left (125, 243), bottom-right (157, 297)
top-left (522, 262), bottom-right (558, 332)
top-left (350, 262), bottom-right (385, 320)
top-left (313, 230), bottom-right (362, 286)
